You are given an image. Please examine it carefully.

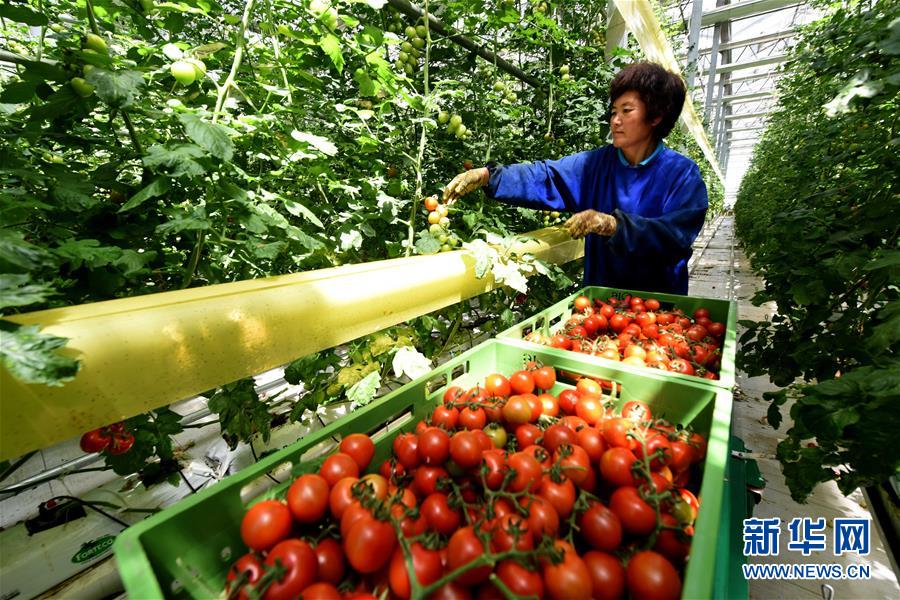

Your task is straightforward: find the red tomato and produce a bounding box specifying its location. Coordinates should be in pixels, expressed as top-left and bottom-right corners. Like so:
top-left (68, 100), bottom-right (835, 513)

top-left (707, 321), bottom-right (725, 337)
top-left (579, 501), bottom-right (623, 552)
top-left (573, 295), bottom-right (592, 312)
top-left (431, 405), bottom-right (459, 430)
top-left (576, 427), bottom-right (606, 462)
top-left (502, 395), bottom-right (532, 425)
top-left (645, 298), bottom-right (661, 311)
top-left (654, 513), bottom-right (691, 563)
top-left (447, 526), bottom-right (492, 585)
top-left (602, 418), bottom-right (634, 449)
top-left (599, 447), bottom-right (638, 487)
top-left (340, 502), bottom-right (374, 539)
top-left (636, 434), bottom-right (673, 470)
top-left (496, 559), bottom-right (545, 598)
top-left (418, 427), bottom-right (451, 465)
top-left (515, 423), bottom-right (542, 448)
top-left (458, 406), bottom-right (487, 430)
top-left (543, 551), bottom-right (593, 600)
top-left (300, 582), bottom-right (340, 599)
top-left (521, 495), bottom-right (560, 541)
top-left (669, 358), bottom-right (695, 376)
top-left (449, 430), bottom-right (483, 469)
top-left (582, 314), bottom-right (606, 336)
top-left (422, 492), bottom-right (461, 535)
top-left (443, 385), bottom-right (465, 405)
top-left (319, 452), bottom-right (360, 486)
top-left (79, 428), bottom-right (111, 453)
top-left (530, 366), bottom-right (556, 391)
top-left (582, 551), bottom-right (626, 600)
top-left (226, 553), bottom-right (263, 600)
top-left (576, 378), bottom-right (603, 397)
top-left (484, 373), bottom-right (512, 397)
top-left (482, 449), bottom-right (508, 490)
top-left (108, 431), bottom-right (134, 455)
top-left (393, 433), bottom-right (420, 469)
top-left (263, 539), bottom-right (318, 600)
top-left (558, 389), bottom-right (580, 415)
top-left (428, 581), bottom-right (472, 600)
top-left (575, 395), bottom-right (605, 425)
top-left (388, 543), bottom-right (443, 599)
top-left (688, 432), bottom-right (708, 461)
top-left (286, 473), bottom-right (329, 523)
top-left (609, 313), bottom-right (630, 333)
top-left (314, 537), bottom-right (345, 584)
top-left (340, 433), bottom-right (375, 471)
top-left (626, 551), bottom-right (682, 600)
top-left (669, 440), bottom-right (694, 472)
top-left (379, 458), bottom-right (405, 481)
top-left (538, 393), bottom-right (560, 417)
top-left (538, 475), bottom-right (576, 518)
top-left (509, 370), bottom-right (536, 395)
top-left (507, 451), bottom-right (543, 492)
top-left (554, 443), bottom-right (591, 485)
top-left (693, 307), bottom-right (710, 321)
top-left (491, 513), bottom-right (533, 552)
top-left (550, 334), bottom-right (572, 350)
top-left (610, 486), bottom-right (657, 536)
top-left (542, 423), bottom-right (577, 453)
top-left (241, 500), bottom-right (292, 551)
top-left (621, 400), bottom-right (652, 423)
top-left (344, 516), bottom-right (396, 573)
top-left (413, 465), bottom-right (449, 497)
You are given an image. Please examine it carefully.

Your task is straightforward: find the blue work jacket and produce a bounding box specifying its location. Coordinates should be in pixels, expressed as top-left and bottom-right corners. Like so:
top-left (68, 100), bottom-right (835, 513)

top-left (484, 144), bottom-right (708, 295)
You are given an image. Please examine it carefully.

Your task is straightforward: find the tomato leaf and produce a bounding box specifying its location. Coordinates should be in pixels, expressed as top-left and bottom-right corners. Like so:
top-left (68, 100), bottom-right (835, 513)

top-left (86, 69), bottom-right (143, 109)
top-left (143, 143), bottom-right (207, 178)
top-left (415, 230), bottom-right (440, 255)
top-left (0, 230), bottom-right (52, 272)
top-left (119, 177), bottom-right (171, 212)
top-left (178, 113), bottom-right (234, 161)
top-left (0, 4), bottom-right (48, 26)
top-left (0, 320), bottom-right (79, 386)
top-left (208, 378), bottom-right (272, 449)
top-left (0, 274), bottom-right (55, 311)
top-left (318, 33), bottom-right (344, 73)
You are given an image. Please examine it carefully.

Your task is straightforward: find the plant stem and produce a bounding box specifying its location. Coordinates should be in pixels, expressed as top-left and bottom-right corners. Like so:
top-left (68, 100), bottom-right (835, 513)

top-left (214, 0), bottom-right (258, 123)
top-left (85, 0), bottom-right (100, 35)
top-left (264, 0), bottom-right (293, 106)
top-left (405, 0), bottom-right (433, 257)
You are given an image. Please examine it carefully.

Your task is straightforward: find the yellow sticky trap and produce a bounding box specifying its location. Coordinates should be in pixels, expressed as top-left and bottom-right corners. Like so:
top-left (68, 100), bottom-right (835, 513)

top-left (1, 227), bottom-right (583, 460)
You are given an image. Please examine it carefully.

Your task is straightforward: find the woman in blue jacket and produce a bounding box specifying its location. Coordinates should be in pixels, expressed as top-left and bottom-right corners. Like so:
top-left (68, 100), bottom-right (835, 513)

top-left (443, 62), bottom-right (708, 295)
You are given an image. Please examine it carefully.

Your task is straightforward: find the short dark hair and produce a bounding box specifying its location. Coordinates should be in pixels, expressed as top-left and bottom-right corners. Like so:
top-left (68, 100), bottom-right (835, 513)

top-left (609, 62), bottom-right (686, 140)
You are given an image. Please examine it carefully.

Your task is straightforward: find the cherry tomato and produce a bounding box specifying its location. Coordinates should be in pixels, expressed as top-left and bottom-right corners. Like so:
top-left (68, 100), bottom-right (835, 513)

top-left (602, 417), bottom-right (634, 449)
top-left (484, 373), bottom-right (511, 398)
top-left (575, 395), bottom-right (605, 425)
top-left (515, 423), bottom-right (542, 449)
top-left (413, 465), bottom-right (449, 497)
top-left (496, 559), bottom-right (545, 598)
top-left (582, 551), bottom-right (626, 600)
top-left (329, 476), bottom-right (359, 519)
top-left (558, 389), bottom-right (580, 415)
top-left (554, 443), bottom-right (591, 485)
top-left (520, 495), bottom-right (560, 541)
top-left (599, 447), bottom-right (638, 487)
top-left (610, 486), bottom-right (657, 536)
top-left (482, 423), bottom-right (508, 449)
top-left (538, 475), bottom-right (576, 518)
top-left (507, 451), bottom-right (543, 492)
top-left (579, 501), bottom-right (623, 552)
top-left (418, 427), bottom-right (451, 465)
top-left (226, 553), bottom-right (264, 600)
top-left (621, 400), bottom-right (652, 423)
top-left (502, 395), bottom-right (532, 425)
top-left (344, 516), bottom-right (396, 573)
top-left (444, 385), bottom-right (465, 405)
top-left (388, 542), bottom-right (443, 599)
top-left (241, 500), bottom-right (292, 551)
top-left (431, 405), bottom-right (459, 429)
top-left (314, 537), bottom-right (346, 584)
top-left (653, 513), bottom-right (691, 563)
top-left (393, 433), bottom-right (420, 469)
top-left (538, 393), bottom-right (560, 417)
top-left (626, 551), bottom-right (682, 600)
top-left (79, 428), bottom-right (111, 453)
top-left (286, 473), bottom-right (329, 523)
top-left (449, 430), bottom-right (483, 469)
top-left (458, 406), bottom-right (487, 430)
top-left (542, 423), bottom-right (577, 453)
top-left (319, 452), bottom-right (359, 486)
top-left (532, 366), bottom-right (557, 391)
top-left (340, 433), bottom-right (375, 471)
top-left (576, 427), bottom-right (606, 462)
top-left (447, 526), bottom-right (492, 585)
top-left (482, 448), bottom-right (508, 490)
top-left (422, 492), bottom-right (461, 535)
top-left (491, 512), bottom-right (533, 552)
top-left (108, 432), bottom-right (134, 455)
top-left (263, 539), bottom-right (318, 600)
top-left (543, 549), bottom-right (593, 600)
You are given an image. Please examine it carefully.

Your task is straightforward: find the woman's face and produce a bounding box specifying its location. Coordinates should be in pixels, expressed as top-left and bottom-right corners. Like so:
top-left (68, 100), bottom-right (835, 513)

top-left (610, 90), bottom-right (660, 150)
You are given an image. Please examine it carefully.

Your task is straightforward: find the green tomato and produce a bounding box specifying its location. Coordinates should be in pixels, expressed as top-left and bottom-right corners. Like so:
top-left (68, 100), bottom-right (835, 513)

top-left (446, 121), bottom-right (459, 134)
top-left (82, 64), bottom-right (95, 76)
top-left (140, 0), bottom-right (155, 12)
top-left (449, 114), bottom-right (462, 128)
top-left (439, 216), bottom-right (450, 227)
top-left (441, 244), bottom-right (452, 252)
top-left (493, 81), bottom-right (505, 92)
top-left (438, 110), bottom-right (450, 124)
top-left (401, 41), bottom-right (413, 53)
top-left (84, 33), bottom-right (108, 55)
top-left (398, 51), bottom-right (409, 63)
top-left (184, 57), bottom-right (206, 78)
top-left (448, 237), bottom-right (459, 247)
top-left (455, 124), bottom-right (467, 139)
top-left (415, 25), bottom-right (428, 38)
top-left (550, 211), bottom-right (560, 218)
top-left (559, 65), bottom-right (570, 75)
top-left (429, 223), bottom-right (444, 235)
top-left (404, 63), bottom-right (414, 76)
top-left (405, 26), bottom-right (417, 39)
top-left (411, 37), bottom-right (425, 49)
top-left (170, 61), bottom-right (197, 85)
top-left (70, 77), bottom-right (95, 98)
top-left (437, 234), bottom-right (448, 243)
top-left (562, 73), bottom-right (571, 81)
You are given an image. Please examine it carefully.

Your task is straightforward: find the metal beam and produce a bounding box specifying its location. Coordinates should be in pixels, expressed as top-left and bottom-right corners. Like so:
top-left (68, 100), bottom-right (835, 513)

top-left (685, 0), bottom-right (705, 88)
top-left (386, 0), bottom-right (542, 88)
top-left (699, 29), bottom-right (796, 54)
top-left (702, 53), bottom-right (789, 76)
top-left (724, 111), bottom-right (771, 120)
top-left (606, 1), bottom-right (629, 62)
top-left (727, 71), bottom-right (784, 85)
top-left (727, 125), bottom-right (768, 133)
top-left (1, 228), bottom-right (584, 459)
top-left (701, 0), bottom-right (801, 26)
top-left (704, 24), bottom-right (722, 122)
top-left (723, 90), bottom-right (775, 103)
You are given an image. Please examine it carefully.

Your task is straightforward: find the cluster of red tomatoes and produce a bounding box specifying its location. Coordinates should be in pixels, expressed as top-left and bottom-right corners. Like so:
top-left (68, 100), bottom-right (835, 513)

top-left (78, 421), bottom-right (134, 455)
top-left (227, 365), bottom-right (706, 600)
top-left (525, 295), bottom-right (726, 380)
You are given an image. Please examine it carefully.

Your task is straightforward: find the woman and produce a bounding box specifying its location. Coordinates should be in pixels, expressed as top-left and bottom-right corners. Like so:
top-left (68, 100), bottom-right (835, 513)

top-left (443, 62), bottom-right (708, 295)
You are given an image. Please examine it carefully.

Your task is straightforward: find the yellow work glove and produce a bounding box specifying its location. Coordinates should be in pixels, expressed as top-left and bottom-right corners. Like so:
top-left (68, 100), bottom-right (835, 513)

top-left (443, 167), bottom-right (489, 205)
top-left (564, 209), bottom-right (617, 239)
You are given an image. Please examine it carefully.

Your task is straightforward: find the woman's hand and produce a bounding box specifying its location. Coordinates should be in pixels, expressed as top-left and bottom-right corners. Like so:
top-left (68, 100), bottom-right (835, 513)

top-left (442, 167), bottom-right (489, 205)
top-left (564, 210), bottom-right (617, 238)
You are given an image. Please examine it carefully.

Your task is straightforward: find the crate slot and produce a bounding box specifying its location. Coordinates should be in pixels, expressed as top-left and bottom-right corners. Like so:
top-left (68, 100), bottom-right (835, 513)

top-left (239, 460), bottom-right (293, 504)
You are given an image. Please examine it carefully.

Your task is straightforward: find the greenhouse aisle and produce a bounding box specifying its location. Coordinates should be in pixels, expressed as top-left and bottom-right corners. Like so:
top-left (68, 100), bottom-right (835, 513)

top-left (688, 217), bottom-right (900, 599)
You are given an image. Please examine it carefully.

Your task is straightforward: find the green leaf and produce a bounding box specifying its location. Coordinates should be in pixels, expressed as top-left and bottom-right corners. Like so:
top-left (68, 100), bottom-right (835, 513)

top-left (290, 130), bottom-right (338, 156)
top-left (86, 70), bottom-right (143, 109)
top-left (318, 33), bottom-right (344, 73)
top-left (354, 68), bottom-right (377, 97)
top-left (156, 213), bottom-right (211, 235)
top-left (0, 81), bottom-right (38, 104)
top-left (863, 250), bottom-right (900, 271)
top-left (0, 321), bottom-right (79, 386)
top-left (178, 113), bottom-right (234, 162)
top-left (143, 144), bottom-right (207, 178)
top-left (346, 370), bottom-right (381, 406)
top-left (0, 230), bottom-right (52, 272)
top-left (119, 177), bottom-right (171, 212)
top-left (54, 239), bottom-right (124, 269)
top-left (0, 274), bottom-right (55, 311)
top-left (415, 230), bottom-right (441, 255)
top-left (0, 4), bottom-right (48, 26)
top-left (283, 199), bottom-right (324, 228)
top-left (208, 378), bottom-right (272, 448)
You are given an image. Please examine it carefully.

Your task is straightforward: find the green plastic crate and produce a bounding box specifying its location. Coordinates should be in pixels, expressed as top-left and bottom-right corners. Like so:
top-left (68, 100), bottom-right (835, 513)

top-left (498, 286), bottom-right (738, 390)
top-left (115, 340), bottom-right (733, 599)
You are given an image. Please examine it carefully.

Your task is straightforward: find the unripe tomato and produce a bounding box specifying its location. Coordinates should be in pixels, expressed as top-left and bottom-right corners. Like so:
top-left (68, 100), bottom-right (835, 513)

top-left (70, 77), bottom-right (95, 98)
top-left (170, 60), bottom-right (197, 85)
top-left (84, 33), bottom-right (108, 54)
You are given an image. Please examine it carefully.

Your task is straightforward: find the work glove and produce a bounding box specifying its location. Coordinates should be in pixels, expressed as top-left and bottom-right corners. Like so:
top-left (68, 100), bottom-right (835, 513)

top-left (564, 209), bottom-right (617, 239)
top-left (443, 167), bottom-right (489, 204)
